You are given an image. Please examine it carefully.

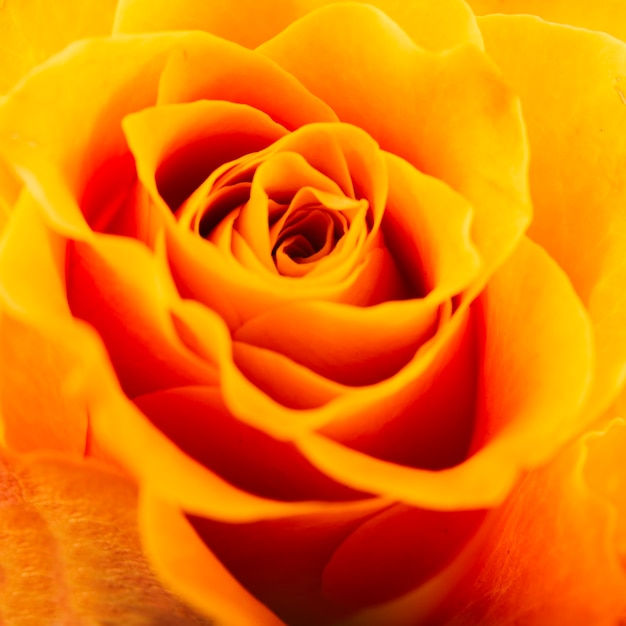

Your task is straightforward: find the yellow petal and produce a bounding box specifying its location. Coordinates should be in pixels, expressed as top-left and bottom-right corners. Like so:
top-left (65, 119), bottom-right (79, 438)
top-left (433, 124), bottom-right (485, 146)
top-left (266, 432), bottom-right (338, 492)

top-left (0, 191), bottom-right (87, 453)
top-left (0, 0), bottom-right (118, 93)
top-left (258, 3), bottom-right (530, 282)
top-left (114, 0), bottom-right (482, 51)
top-left (0, 157), bottom-right (20, 229)
top-left (468, 0), bottom-right (626, 44)
top-left (477, 15), bottom-right (626, 423)
top-left (0, 449), bottom-right (208, 624)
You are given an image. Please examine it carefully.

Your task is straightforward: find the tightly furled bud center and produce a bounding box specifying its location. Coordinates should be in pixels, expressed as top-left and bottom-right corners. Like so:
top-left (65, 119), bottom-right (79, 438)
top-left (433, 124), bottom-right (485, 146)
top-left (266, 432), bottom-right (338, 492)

top-left (174, 123), bottom-right (378, 281)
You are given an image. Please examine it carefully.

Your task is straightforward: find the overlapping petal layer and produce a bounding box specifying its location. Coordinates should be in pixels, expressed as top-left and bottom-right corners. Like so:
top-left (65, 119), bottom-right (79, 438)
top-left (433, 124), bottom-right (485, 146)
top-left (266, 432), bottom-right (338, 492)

top-left (258, 4), bottom-right (530, 291)
top-left (0, 2), bottom-right (613, 624)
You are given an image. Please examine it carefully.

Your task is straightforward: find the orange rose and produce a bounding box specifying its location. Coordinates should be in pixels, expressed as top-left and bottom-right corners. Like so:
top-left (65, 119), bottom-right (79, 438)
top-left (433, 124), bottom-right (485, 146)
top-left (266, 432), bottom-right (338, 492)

top-left (0, 1), bottom-right (625, 625)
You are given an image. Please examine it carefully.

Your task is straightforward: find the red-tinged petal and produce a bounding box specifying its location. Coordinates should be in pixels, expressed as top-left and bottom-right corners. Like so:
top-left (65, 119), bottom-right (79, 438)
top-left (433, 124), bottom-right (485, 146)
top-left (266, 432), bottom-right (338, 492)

top-left (113, 0), bottom-right (482, 51)
top-left (83, 325), bottom-right (385, 521)
top-left (89, 368), bottom-right (365, 522)
top-left (436, 429), bottom-right (626, 626)
top-left (0, 0), bottom-right (118, 93)
top-left (295, 237), bottom-right (592, 509)
top-left (468, 0), bottom-right (626, 43)
top-left (188, 503), bottom-right (389, 625)
top-left (133, 386), bottom-right (365, 502)
top-left (66, 235), bottom-right (219, 398)
top-left (472, 237), bottom-right (593, 459)
top-left (477, 15), bottom-right (626, 423)
top-left (139, 493), bottom-right (287, 626)
top-left (319, 302), bottom-right (477, 471)
top-left (0, 450), bottom-right (208, 625)
top-left (321, 504), bottom-right (486, 611)
top-left (259, 3), bottom-right (530, 282)
top-left (233, 341), bottom-right (346, 409)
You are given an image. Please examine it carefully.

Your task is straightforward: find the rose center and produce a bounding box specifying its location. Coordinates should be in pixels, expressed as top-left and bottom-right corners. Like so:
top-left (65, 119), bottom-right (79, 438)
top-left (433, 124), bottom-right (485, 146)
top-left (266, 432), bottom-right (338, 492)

top-left (271, 207), bottom-right (346, 270)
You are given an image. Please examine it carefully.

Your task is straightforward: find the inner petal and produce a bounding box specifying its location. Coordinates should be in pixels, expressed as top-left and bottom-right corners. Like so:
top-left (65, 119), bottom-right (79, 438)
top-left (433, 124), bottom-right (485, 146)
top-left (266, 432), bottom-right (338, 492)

top-left (274, 209), bottom-right (345, 277)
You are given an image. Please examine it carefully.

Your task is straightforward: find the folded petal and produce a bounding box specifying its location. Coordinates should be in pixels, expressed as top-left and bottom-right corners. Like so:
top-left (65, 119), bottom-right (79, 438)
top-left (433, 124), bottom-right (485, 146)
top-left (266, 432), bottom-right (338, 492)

top-left (296, 237), bottom-right (593, 509)
top-left (133, 386), bottom-right (365, 502)
top-left (188, 502), bottom-right (390, 624)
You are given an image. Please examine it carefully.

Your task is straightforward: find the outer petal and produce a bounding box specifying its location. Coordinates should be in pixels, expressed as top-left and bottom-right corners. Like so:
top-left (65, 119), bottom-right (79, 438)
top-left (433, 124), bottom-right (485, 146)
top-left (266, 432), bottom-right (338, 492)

top-left (477, 15), bottom-right (626, 422)
top-left (468, 0), bottom-right (626, 43)
top-left (0, 450), bottom-right (209, 625)
top-left (114, 0), bottom-right (483, 51)
top-left (435, 427), bottom-right (626, 626)
top-left (0, 0), bottom-right (118, 93)
top-left (0, 191), bottom-right (87, 453)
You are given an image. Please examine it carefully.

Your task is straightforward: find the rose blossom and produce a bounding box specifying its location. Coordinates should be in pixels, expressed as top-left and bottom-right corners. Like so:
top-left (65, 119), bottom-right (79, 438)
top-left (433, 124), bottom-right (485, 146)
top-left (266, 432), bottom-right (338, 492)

top-left (0, 1), bottom-right (626, 625)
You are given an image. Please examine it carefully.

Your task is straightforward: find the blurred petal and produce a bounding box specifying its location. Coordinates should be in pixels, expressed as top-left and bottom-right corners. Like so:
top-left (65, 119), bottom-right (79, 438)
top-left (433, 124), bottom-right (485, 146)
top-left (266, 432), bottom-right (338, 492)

top-left (0, 192), bottom-right (87, 453)
top-left (0, 157), bottom-right (20, 228)
top-left (438, 428), bottom-right (626, 625)
top-left (477, 15), bottom-right (626, 422)
top-left (140, 493), bottom-right (286, 626)
top-left (0, 450), bottom-right (208, 624)
top-left (0, 0), bottom-right (117, 93)
top-left (468, 0), bottom-right (626, 43)
top-left (114, 0), bottom-right (482, 51)
top-left (584, 417), bottom-right (626, 571)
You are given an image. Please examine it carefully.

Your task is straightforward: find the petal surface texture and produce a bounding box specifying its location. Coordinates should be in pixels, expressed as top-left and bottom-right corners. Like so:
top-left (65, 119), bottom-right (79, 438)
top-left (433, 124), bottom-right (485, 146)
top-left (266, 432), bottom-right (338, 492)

top-left (0, 450), bottom-right (213, 625)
